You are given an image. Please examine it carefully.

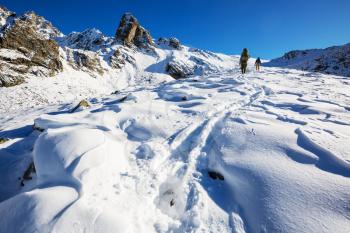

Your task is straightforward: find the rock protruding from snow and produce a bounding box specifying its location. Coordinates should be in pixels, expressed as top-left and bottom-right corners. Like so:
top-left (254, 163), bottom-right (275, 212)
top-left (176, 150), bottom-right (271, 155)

top-left (157, 37), bottom-right (182, 50)
top-left (70, 99), bottom-right (91, 113)
top-left (67, 49), bottom-right (104, 75)
top-left (115, 13), bottom-right (154, 48)
top-left (166, 60), bottom-right (194, 79)
top-left (109, 49), bottom-right (126, 69)
top-left (164, 48), bottom-right (234, 79)
top-left (0, 10), bottom-right (63, 87)
top-left (265, 43), bottom-right (350, 77)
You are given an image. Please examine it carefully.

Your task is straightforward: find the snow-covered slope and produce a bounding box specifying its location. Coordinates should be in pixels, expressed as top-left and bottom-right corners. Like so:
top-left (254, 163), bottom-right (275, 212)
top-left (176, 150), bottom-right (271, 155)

top-left (1, 66), bottom-right (349, 233)
top-left (0, 43), bottom-right (236, 115)
top-left (0, 7), bottom-right (236, 114)
top-left (265, 43), bottom-right (350, 77)
top-left (1, 5), bottom-right (350, 233)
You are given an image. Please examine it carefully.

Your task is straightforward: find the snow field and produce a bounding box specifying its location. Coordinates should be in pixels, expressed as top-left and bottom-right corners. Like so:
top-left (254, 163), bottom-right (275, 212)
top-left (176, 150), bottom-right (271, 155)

top-left (0, 63), bottom-right (349, 232)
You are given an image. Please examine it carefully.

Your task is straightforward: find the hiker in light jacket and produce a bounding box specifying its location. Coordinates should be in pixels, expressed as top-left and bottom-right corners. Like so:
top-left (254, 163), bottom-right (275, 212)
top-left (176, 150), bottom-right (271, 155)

top-left (255, 57), bottom-right (262, 71)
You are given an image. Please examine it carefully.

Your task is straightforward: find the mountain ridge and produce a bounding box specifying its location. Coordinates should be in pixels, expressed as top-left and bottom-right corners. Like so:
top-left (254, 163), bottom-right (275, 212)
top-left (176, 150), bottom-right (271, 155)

top-left (265, 43), bottom-right (350, 77)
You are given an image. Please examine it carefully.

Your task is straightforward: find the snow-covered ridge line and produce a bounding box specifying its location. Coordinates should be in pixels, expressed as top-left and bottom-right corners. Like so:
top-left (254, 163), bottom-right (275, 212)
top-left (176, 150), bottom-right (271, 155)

top-left (265, 43), bottom-right (350, 77)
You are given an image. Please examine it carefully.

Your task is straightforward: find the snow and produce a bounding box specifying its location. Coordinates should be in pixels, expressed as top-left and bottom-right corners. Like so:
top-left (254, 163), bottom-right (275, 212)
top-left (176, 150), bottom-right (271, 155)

top-left (1, 36), bottom-right (350, 232)
top-left (0, 48), bottom-right (29, 60)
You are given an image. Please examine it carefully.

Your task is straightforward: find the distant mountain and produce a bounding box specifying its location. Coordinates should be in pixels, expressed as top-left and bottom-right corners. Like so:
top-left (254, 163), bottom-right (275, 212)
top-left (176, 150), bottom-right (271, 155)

top-left (0, 6), bottom-right (235, 88)
top-left (265, 43), bottom-right (350, 77)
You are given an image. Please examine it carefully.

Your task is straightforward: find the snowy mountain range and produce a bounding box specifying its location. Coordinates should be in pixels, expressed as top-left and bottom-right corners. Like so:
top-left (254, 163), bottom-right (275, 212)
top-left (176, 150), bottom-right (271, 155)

top-left (0, 5), bottom-right (350, 233)
top-left (0, 6), bottom-right (238, 114)
top-left (265, 43), bottom-right (350, 77)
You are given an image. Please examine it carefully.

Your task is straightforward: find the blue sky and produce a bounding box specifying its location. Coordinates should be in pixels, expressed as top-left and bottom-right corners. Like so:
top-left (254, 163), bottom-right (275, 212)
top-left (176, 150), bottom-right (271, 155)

top-left (1, 0), bottom-right (349, 58)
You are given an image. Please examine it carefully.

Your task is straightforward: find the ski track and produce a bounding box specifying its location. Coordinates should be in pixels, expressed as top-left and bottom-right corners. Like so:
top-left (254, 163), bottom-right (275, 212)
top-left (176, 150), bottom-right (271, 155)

top-left (1, 67), bottom-right (350, 232)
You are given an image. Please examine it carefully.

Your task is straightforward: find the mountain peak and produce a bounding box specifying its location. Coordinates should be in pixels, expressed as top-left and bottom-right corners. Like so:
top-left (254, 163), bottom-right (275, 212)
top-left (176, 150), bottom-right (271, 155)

top-left (115, 12), bottom-right (154, 48)
top-left (19, 11), bottom-right (62, 39)
top-left (0, 5), bottom-right (15, 28)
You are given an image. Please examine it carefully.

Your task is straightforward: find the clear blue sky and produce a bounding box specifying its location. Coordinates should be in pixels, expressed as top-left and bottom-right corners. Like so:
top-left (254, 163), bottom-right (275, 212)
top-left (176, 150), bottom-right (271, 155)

top-left (1, 0), bottom-right (349, 58)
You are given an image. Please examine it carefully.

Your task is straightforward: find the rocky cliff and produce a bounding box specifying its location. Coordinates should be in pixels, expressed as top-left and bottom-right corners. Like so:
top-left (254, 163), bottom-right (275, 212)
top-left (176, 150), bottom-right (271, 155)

top-left (0, 7), bottom-right (62, 87)
top-left (115, 13), bottom-right (154, 48)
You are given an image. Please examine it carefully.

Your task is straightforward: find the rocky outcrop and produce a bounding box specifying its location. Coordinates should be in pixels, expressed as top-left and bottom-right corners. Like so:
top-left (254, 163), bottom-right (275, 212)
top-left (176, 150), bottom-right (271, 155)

top-left (265, 43), bottom-right (350, 77)
top-left (115, 13), bottom-right (154, 48)
top-left (157, 37), bottom-right (182, 50)
top-left (18, 11), bottom-right (62, 39)
top-left (70, 100), bottom-right (91, 113)
top-left (67, 49), bottom-right (104, 75)
top-left (0, 137), bottom-right (9, 144)
top-left (165, 47), bottom-right (229, 79)
top-left (166, 60), bottom-right (194, 79)
top-left (109, 49), bottom-right (126, 69)
top-left (0, 8), bottom-right (63, 87)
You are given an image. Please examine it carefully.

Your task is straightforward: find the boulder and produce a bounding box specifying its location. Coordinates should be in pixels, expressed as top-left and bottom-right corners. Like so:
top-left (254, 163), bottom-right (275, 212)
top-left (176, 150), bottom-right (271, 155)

top-left (70, 100), bottom-right (91, 113)
top-left (166, 60), bottom-right (194, 79)
top-left (0, 137), bottom-right (9, 144)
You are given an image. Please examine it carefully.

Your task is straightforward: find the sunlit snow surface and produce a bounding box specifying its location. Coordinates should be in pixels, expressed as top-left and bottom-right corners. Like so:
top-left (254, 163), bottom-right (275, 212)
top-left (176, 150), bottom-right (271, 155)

top-left (0, 65), bottom-right (350, 232)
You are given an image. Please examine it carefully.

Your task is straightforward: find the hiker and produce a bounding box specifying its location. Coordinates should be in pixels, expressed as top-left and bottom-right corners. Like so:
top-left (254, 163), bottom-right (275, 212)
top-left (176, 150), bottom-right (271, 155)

top-left (255, 57), bottom-right (262, 71)
top-left (239, 48), bottom-right (250, 74)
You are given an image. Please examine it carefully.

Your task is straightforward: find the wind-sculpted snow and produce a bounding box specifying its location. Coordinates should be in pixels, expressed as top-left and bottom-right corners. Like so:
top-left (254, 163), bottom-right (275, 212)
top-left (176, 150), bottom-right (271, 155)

top-left (0, 66), bottom-right (350, 232)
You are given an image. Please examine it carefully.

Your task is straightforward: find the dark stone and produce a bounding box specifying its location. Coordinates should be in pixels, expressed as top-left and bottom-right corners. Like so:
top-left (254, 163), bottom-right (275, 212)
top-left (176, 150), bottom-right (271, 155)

top-left (208, 170), bottom-right (224, 181)
top-left (20, 162), bottom-right (36, 186)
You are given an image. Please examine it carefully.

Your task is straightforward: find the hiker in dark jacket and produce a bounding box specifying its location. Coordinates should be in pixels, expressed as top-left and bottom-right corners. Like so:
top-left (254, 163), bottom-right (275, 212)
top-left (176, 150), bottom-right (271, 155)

top-left (239, 48), bottom-right (250, 74)
top-left (255, 57), bottom-right (262, 71)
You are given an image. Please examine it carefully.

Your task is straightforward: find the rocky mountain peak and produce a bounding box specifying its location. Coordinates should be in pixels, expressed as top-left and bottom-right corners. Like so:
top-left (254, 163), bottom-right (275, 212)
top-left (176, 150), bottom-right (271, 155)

top-left (18, 11), bottom-right (62, 39)
top-left (0, 8), bottom-right (62, 87)
top-left (0, 6), bottom-right (15, 29)
top-left (115, 13), bottom-right (154, 48)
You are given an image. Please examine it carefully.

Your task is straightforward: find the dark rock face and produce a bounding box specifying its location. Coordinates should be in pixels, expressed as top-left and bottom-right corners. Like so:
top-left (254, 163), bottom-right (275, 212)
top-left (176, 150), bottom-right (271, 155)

top-left (0, 9), bottom-right (63, 87)
top-left (166, 60), bottom-right (194, 79)
top-left (157, 37), bottom-right (182, 50)
top-left (18, 12), bottom-right (62, 39)
top-left (67, 49), bottom-right (104, 75)
top-left (115, 13), bottom-right (154, 48)
top-left (109, 49), bottom-right (126, 69)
